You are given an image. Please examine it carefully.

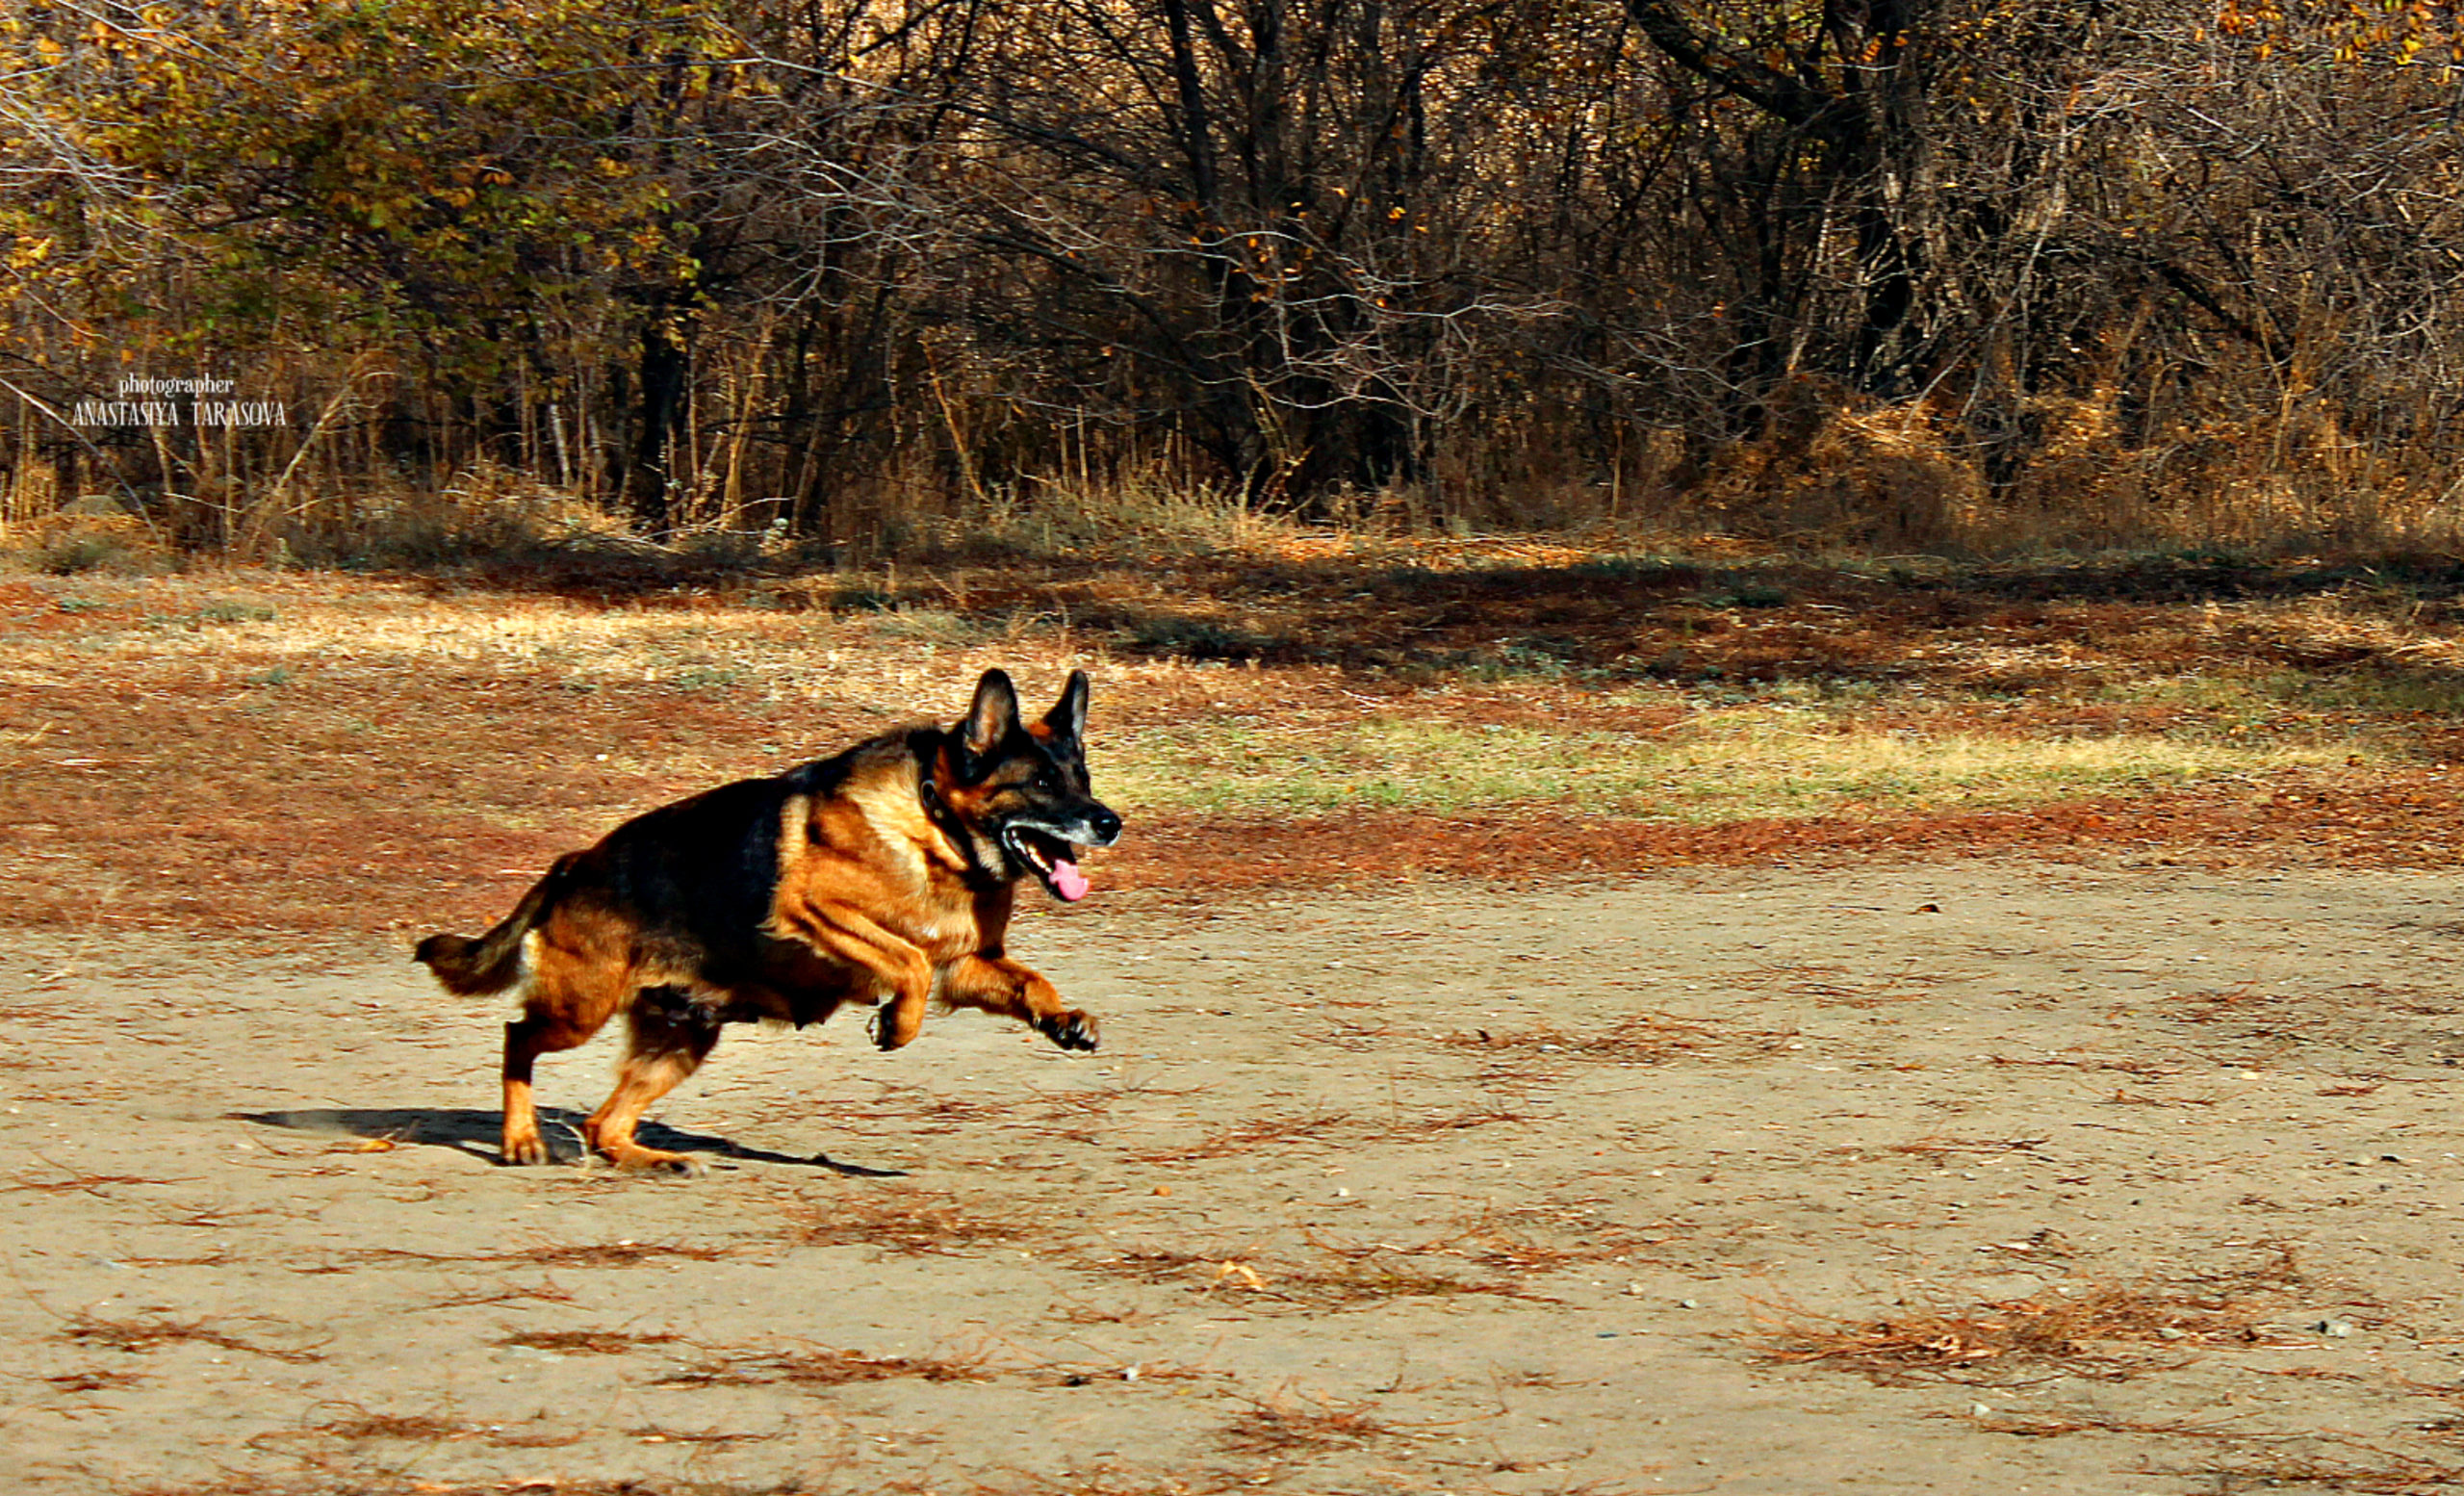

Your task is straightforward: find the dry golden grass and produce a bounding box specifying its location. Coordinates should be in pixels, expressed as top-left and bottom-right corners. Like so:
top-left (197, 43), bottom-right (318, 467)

top-left (59, 1311), bottom-right (326, 1365)
top-left (2184, 1449), bottom-right (2464, 1494)
top-left (781, 1183), bottom-right (1035, 1256)
top-left (952, 1468), bottom-right (1244, 1496)
top-left (1121, 1106), bottom-right (1354, 1163)
top-left (1757, 1249), bottom-right (2306, 1386)
top-left (1077, 1233), bottom-right (1541, 1310)
top-left (1217, 1388), bottom-right (1403, 1457)
top-left (283, 1408), bottom-right (586, 1449)
top-left (1431, 1204), bottom-right (1694, 1274)
top-left (654, 1342), bottom-right (997, 1389)
top-left (43, 1367), bottom-right (146, 1393)
top-left (357, 1240), bottom-right (740, 1270)
top-left (497, 1328), bottom-right (680, 1354)
top-left (1443, 1011), bottom-right (1793, 1066)
top-left (12, 540), bottom-right (2464, 935)
top-left (132, 1480), bottom-right (810, 1496)
top-left (8, 1169), bottom-right (185, 1195)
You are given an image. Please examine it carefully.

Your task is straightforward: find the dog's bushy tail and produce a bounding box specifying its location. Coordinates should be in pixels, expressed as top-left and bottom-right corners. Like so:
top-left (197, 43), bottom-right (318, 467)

top-left (414, 857), bottom-right (570, 995)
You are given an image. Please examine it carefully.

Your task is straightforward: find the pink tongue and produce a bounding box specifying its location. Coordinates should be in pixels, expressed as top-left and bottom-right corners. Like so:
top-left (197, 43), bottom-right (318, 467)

top-left (1051, 858), bottom-right (1091, 902)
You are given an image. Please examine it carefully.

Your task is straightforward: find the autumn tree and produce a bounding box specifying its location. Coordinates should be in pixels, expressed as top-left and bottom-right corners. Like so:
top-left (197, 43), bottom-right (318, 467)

top-left (8, 0), bottom-right (2464, 550)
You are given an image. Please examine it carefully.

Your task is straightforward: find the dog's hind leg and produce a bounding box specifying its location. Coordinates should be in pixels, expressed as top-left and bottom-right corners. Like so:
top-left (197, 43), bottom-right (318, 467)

top-left (582, 987), bottom-right (724, 1174)
top-left (500, 931), bottom-right (634, 1166)
top-left (501, 1009), bottom-right (600, 1166)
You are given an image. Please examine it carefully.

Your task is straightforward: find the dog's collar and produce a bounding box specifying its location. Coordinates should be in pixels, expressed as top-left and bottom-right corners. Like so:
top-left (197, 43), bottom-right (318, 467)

top-left (917, 765), bottom-right (1001, 885)
top-left (916, 765), bottom-right (961, 839)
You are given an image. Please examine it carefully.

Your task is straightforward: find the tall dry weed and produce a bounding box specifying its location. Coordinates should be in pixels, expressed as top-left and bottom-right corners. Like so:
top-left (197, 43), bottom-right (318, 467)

top-left (1678, 374), bottom-right (2464, 558)
top-left (12, 372), bottom-right (2462, 567)
top-left (1690, 378), bottom-right (1987, 551)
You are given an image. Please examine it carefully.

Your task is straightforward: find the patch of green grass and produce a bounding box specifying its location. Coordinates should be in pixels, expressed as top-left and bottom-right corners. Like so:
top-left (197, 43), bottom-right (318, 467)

top-left (38, 532), bottom-right (140, 575)
top-left (1124, 615), bottom-right (1280, 661)
top-left (1659, 715), bottom-right (2349, 814)
top-left (665, 663), bottom-right (747, 692)
top-left (2105, 667), bottom-right (2464, 720)
top-left (1101, 710), bottom-right (2363, 822)
top-left (1690, 581), bottom-right (1792, 609)
top-left (2258, 669), bottom-right (2464, 716)
top-left (864, 606), bottom-right (988, 646)
top-left (195, 599), bottom-right (277, 626)
top-left (830, 583), bottom-right (898, 611)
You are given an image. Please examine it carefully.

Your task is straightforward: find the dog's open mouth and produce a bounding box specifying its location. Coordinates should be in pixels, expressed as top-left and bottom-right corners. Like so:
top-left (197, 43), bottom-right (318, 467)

top-left (1005, 827), bottom-right (1091, 902)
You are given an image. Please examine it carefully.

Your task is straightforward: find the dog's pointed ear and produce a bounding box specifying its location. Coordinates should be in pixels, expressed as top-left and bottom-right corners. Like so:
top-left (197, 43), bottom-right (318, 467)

top-left (959, 668), bottom-right (1020, 762)
top-left (1042, 669), bottom-right (1090, 745)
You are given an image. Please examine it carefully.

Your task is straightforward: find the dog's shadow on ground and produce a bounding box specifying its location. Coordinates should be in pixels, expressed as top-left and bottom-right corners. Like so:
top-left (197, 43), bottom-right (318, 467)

top-left (228, 1108), bottom-right (905, 1176)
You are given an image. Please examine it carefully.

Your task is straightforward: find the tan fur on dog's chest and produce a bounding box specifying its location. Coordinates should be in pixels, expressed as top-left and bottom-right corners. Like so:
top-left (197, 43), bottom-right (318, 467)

top-left (764, 748), bottom-right (1010, 969)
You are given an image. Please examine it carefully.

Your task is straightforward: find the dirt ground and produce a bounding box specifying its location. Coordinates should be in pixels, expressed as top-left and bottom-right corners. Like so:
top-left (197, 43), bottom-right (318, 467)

top-left (6, 861), bottom-right (2464, 1495)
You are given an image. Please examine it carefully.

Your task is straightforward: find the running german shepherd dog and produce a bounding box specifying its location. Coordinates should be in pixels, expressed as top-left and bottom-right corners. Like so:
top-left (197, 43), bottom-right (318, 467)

top-left (415, 668), bottom-right (1121, 1172)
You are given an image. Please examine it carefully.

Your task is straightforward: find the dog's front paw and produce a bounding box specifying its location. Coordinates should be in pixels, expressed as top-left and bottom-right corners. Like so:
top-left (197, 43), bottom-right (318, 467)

top-left (1039, 1010), bottom-right (1100, 1052)
top-left (873, 996), bottom-right (925, 1051)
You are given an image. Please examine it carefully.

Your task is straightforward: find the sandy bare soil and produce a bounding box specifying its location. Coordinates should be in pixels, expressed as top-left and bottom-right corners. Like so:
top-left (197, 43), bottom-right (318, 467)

top-left (6, 861), bottom-right (2464, 1495)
